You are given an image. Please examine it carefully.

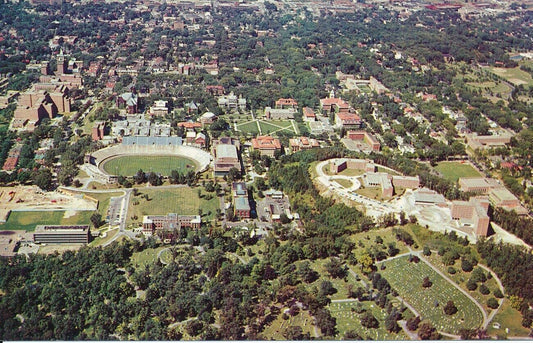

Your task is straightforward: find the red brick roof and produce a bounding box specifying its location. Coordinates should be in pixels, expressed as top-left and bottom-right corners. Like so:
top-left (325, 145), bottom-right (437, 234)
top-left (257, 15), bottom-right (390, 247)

top-left (252, 136), bottom-right (281, 150)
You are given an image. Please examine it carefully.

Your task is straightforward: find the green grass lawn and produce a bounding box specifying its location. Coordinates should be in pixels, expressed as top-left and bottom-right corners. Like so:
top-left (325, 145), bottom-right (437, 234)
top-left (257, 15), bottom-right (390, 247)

top-left (126, 187), bottom-right (219, 227)
top-left (467, 81), bottom-right (513, 95)
top-left (488, 67), bottom-right (533, 87)
top-left (102, 155), bottom-right (197, 176)
top-left (350, 227), bottom-right (411, 256)
top-left (308, 259), bottom-right (360, 301)
top-left (434, 161), bottom-right (481, 182)
top-left (236, 119), bottom-right (297, 135)
top-left (131, 247), bottom-right (167, 270)
top-left (355, 187), bottom-right (390, 201)
top-left (487, 298), bottom-right (531, 337)
top-left (0, 210), bottom-right (93, 231)
top-left (328, 300), bottom-right (408, 340)
top-left (332, 178), bottom-right (353, 189)
top-left (380, 256), bottom-right (484, 334)
top-left (236, 120), bottom-right (260, 134)
top-left (258, 120), bottom-right (296, 135)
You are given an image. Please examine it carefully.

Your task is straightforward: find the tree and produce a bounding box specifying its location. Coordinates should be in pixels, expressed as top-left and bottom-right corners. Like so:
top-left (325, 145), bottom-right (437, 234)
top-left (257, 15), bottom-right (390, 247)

top-left (423, 246), bottom-right (431, 256)
top-left (325, 258), bottom-right (347, 279)
top-left (406, 316), bottom-right (421, 331)
top-left (479, 284), bottom-right (490, 295)
top-left (360, 311), bottom-right (379, 329)
top-left (32, 168), bottom-right (53, 191)
top-left (459, 328), bottom-right (477, 340)
top-left (358, 253), bottom-right (374, 274)
top-left (134, 169), bottom-right (146, 184)
top-left (422, 276), bottom-right (432, 288)
top-left (319, 280), bottom-right (337, 296)
top-left (226, 167), bottom-right (241, 183)
top-left (343, 330), bottom-right (362, 340)
top-left (297, 261), bottom-right (318, 283)
top-left (443, 301), bottom-right (458, 315)
top-left (147, 172), bottom-right (161, 186)
top-left (90, 212), bottom-right (103, 228)
top-left (471, 267), bottom-right (487, 283)
top-left (185, 320), bottom-right (204, 337)
top-left (280, 213), bottom-right (291, 224)
top-left (461, 259), bottom-right (473, 272)
top-left (494, 289), bottom-right (504, 299)
top-left (418, 322), bottom-right (440, 340)
top-left (487, 298), bottom-right (499, 309)
top-left (283, 326), bottom-right (305, 340)
top-left (385, 313), bottom-right (401, 333)
top-left (466, 278), bottom-right (478, 291)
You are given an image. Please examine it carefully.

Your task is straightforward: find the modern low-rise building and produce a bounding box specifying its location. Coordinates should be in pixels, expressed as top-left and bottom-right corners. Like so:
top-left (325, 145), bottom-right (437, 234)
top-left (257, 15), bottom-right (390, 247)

top-left (458, 177), bottom-right (501, 193)
top-left (451, 196), bottom-right (490, 236)
top-left (33, 225), bottom-right (91, 244)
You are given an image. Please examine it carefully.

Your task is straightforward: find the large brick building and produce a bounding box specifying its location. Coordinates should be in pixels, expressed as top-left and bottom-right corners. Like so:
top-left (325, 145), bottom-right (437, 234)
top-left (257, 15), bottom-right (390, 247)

top-left (346, 130), bottom-right (381, 152)
top-left (12, 91), bottom-right (58, 130)
top-left (142, 214), bottom-right (201, 239)
top-left (232, 182), bottom-right (251, 219)
top-left (212, 137), bottom-right (241, 176)
top-left (289, 136), bottom-right (320, 153)
top-left (330, 158), bottom-right (376, 174)
top-left (451, 196), bottom-right (490, 236)
top-left (251, 136), bottom-right (282, 157)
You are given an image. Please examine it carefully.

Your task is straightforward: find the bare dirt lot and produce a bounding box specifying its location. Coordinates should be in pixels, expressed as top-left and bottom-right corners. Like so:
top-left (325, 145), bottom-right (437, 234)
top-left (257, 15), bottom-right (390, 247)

top-left (0, 186), bottom-right (98, 222)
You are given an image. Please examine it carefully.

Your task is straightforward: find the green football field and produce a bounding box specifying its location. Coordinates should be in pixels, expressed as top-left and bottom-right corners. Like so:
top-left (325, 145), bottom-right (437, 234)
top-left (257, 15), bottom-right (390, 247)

top-left (102, 155), bottom-right (197, 176)
top-left (434, 162), bottom-right (481, 182)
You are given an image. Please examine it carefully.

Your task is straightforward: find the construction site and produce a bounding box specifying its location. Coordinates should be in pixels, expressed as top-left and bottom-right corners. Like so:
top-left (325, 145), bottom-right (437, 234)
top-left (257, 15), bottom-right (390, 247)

top-left (0, 185), bottom-right (98, 223)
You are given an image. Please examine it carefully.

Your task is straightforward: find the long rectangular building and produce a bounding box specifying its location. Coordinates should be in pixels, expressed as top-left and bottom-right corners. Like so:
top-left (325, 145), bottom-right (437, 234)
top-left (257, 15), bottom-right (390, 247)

top-left (33, 225), bottom-right (91, 244)
top-left (142, 214), bottom-right (201, 239)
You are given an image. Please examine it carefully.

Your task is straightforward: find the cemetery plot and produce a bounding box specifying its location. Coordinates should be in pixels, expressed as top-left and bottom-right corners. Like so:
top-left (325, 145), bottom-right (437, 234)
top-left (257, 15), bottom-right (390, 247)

top-left (425, 254), bottom-right (501, 314)
top-left (328, 300), bottom-right (407, 340)
top-left (380, 255), bottom-right (484, 334)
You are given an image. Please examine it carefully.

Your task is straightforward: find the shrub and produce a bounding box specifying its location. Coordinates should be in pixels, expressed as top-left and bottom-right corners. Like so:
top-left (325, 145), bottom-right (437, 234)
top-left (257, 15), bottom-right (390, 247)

top-left (448, 266), bottom-right (457, 274)
top-left (422, 276), bottom-right (432, 288)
